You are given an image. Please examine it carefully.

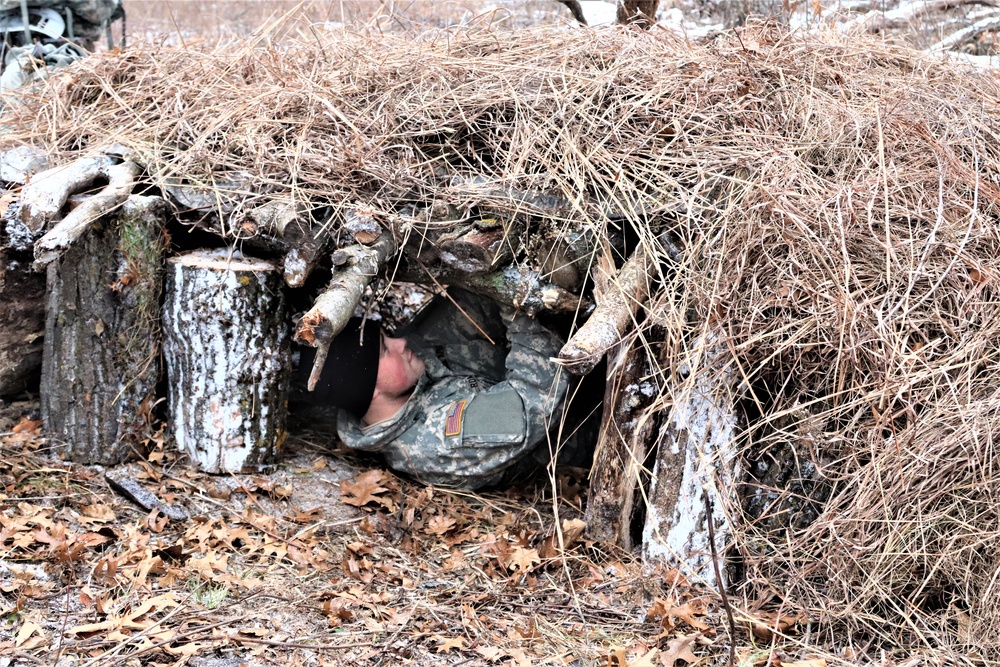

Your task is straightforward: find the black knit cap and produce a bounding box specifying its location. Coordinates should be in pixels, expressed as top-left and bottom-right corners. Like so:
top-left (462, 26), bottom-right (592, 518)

top-left (297, 317), bottom-right (381, 419)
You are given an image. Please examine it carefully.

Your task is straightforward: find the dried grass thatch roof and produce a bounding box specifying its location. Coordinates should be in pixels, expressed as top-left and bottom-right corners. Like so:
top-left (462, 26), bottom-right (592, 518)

top-left (6, 20), bottom-right (1000, 653)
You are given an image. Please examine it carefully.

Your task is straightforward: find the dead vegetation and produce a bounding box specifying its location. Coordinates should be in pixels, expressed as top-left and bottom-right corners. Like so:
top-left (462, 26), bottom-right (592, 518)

top-left (4, 14), bottom-right (1000, 663)
top-left (0, 420), bottom-right (730, 666)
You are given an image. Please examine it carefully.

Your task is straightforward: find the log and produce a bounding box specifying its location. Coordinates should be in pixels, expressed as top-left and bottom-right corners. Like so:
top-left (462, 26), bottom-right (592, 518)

top-left (163, 248), bottom-right (290, 473)
top-left (17, 155), bottom-right (116, 234)
top-left (616, 0), bottom-right (659, 27)
top-left (559, 248), bottom-right (649, 376)
top-left (246, 200), bottom-right (329, 288)
top-left (460, 264), bottom-right (584, 315)
top-left (295, 232), bottom-right (396, 391)
top-left (0, 226), bottom-right (45, 396)
top-left (583, 336), bottom-right (660, 549)
top-left (641, 332), bottom-right (740, 588)
top-left (41, 195), bottom-right (168, 464)
top-left (930, 13), bottom-right (1000, 52)
top-left (34, 160), bottom-right (142, 268)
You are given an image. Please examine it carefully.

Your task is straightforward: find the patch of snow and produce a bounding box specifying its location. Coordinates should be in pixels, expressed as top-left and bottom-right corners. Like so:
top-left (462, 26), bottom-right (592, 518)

top-left (580, 0), bottom-right (618, 26)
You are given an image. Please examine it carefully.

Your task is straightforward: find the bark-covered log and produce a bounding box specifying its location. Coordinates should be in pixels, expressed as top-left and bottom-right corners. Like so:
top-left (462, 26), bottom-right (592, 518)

top-left (641, 332), bottom-right (740, 587)
top-left (616, 0), bottom-right (659, 27)
top-left (295, 233), bottom-right (396, 390)
top-left (164, 249), bottom-right (290, 473)
top-left (34, 160), bottom-right (141, 268)
top-left (17, 155), bottom-right (116, 234)
top-left (559, 248), bottom-right (649, 376)
top-left (41, 195), bottom-right (168, 463)
top-left (584, 336), bottom-right (660, 549)
top-left (0, 226), bottom-right (44, 396)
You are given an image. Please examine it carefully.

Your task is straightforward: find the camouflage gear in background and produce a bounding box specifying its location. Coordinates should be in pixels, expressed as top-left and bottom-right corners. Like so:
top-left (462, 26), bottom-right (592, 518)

top-left (337, 290), bottom-right (569, 490)
top-left (0, 0), bottom-right (122, 36)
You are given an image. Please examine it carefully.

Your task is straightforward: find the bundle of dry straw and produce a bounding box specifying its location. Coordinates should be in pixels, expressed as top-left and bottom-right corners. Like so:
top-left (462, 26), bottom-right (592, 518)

top-left (6, 20), bottom-right (1000, 652)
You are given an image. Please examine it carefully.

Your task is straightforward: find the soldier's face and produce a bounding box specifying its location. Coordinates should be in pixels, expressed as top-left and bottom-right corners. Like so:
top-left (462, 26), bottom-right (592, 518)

top-left (374, 334), bottom-right (425, 398)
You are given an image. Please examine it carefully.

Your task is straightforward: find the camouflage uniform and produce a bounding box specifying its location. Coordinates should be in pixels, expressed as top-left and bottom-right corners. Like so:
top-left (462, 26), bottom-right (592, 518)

top-left (337, 290), bottom-right (569, 490)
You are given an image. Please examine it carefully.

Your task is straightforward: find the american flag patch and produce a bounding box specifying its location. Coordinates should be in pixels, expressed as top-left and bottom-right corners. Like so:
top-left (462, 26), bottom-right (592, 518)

top-left (444, 400), bottom-right (467, 437)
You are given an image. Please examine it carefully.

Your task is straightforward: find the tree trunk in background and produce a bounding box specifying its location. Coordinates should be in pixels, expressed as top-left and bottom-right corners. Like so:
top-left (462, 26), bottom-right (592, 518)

top-left (617, 0), bottom-right (659, 26)
top-left (41, 196), bottom-right (167, 463)
top-left (163, 249), bottom-right (290, 474)
top-left (0, 227), bottom-right (44, 396)
top-left (584, 337), bottom-right (660, 549)
top-left (641, 332), bottom-right (739, 588)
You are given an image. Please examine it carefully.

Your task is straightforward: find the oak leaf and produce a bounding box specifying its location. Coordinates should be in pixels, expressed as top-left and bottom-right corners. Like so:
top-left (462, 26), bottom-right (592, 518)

top-left (79, 504), bottom-right (116, 524)
top-left (475, 645), bottom-right (505, 662)
top-left (509, 546), bottom-right (540, 573)
top-left (661, 602), bottom-right (710, 632)
top-left (660, 634), bottom-right (699, 666)
top-left (340, 470), bottom-right (392, 509)
top-left (433, 635), bottom-right (466, 653)
top-left (426, 514), bottom-right (456, 536)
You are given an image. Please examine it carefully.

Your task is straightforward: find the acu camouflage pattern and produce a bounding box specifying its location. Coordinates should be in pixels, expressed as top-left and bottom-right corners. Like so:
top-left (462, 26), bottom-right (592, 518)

top-left (337, 290), bottom-right (569, 490)
top-left (0, 1), bottom-right (122, 32)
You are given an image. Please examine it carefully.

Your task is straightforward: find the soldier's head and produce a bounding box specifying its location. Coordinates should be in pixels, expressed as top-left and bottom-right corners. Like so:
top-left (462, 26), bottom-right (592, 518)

top-left (301, 317), bottom-right (424, 423)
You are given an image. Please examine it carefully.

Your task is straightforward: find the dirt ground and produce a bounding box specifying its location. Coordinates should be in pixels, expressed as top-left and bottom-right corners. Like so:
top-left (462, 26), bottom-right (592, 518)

top-left (0, 399), bottom-right (751, 667)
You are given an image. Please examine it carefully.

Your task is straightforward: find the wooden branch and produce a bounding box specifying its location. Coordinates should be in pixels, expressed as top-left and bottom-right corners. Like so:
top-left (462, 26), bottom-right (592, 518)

top-left (460, 264), bottom-right (584, 315)
top-left (558, 248), bottom-right (649, 376)
top-left (438, 226), bottom-right (512, 273)
top-left (856, 0), bottom-right (996, 32)
top-left (17, 155), bottom-right (116, 233)
top-left (584, 338), bottom-right (659, 548)
top-left (557, 0), bottom-right (588, 25)
top-left (930, 12), bottom-right (1000, 51)
top-left (641, 331), bottom-right (740, 587)
top-left (33, 161), bottom-right (142, 268)
top-left (294, 233), bottom-right (396, 391)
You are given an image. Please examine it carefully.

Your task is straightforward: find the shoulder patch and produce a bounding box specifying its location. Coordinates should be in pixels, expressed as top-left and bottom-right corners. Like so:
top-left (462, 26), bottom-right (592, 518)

top-left (444, 399), bottom-right (468, 437)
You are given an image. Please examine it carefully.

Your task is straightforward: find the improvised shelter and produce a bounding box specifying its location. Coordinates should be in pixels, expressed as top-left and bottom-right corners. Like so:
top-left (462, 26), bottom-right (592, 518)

top-left (2, 21), bottom-right (1000, 651)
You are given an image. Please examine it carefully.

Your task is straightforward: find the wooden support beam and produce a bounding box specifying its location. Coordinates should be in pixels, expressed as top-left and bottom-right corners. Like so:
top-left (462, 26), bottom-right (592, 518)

top-left (294, 231), bottom-right (396, 391)
top-left (583, 336), bottom-right (660, 548)
top-left (34, 161), bottom-right (141, 268)
top-left (641, 332), bottom-right (740, 587)
top-left (558, 248), bottom-right (649, 376)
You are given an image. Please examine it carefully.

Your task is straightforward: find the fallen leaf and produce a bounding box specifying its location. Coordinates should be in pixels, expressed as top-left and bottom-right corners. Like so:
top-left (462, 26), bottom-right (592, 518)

top-left (79, 504), bottom-right (116, 524)
top-left (293, 458), bottom-right (328, 473)
top-left (433, 635), bottom-right (466, 653)
top-left (475, 645), bottom-right (505, 662)
top-left (426, 514), bottom-right (456, 535)
top-left (285, 506), bottom-right (323, 523)
top-left (660, 634), bottom-right (699, 666)
top-left (630, 648), bottom-right (659, 667)
top-left (538, 518), bottom-right (587, 558)
top-left (340, 470), bottom-right (392, 509)
top-left (12, 417), bottom-right (42, 434)
top-left (660, 602), bottom-right (710, 632)
top-left (508, 546), bottom-right (540, 573)
top-left (14, 620), bottom-right (45, 648)
top-left (780, 661), bottom-right (826, 667)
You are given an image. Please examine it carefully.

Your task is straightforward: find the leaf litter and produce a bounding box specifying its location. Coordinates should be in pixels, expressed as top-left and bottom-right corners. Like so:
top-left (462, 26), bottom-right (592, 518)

top-left (0, 416), bottom-right (763, 667)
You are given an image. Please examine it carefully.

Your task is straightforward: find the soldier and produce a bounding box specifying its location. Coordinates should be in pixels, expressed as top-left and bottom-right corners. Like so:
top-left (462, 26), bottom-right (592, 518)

top-left (299, 289), bottom-right (569, 490)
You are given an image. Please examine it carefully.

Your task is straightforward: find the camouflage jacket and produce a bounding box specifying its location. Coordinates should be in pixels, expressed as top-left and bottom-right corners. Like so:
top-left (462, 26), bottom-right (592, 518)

top-left (337, 291), bottom-right (568, 489)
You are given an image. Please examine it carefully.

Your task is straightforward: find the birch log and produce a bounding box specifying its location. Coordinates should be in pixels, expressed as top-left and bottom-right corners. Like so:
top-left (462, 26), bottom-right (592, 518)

top-left (41, 196), bottom-right (167, 463)
top-left (164, 249), bottom-right (290, 473)
top-left (641, 332), bottom-right (740, 588)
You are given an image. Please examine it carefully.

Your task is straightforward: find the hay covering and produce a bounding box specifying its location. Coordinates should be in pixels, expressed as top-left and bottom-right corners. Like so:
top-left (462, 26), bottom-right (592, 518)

top-left (6, 20), bottom-right (1000, 651)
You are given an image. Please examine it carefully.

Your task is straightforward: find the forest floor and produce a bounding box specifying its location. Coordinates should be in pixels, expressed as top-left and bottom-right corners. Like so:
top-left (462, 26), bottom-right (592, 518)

top-left (0, 402), bottom-right (781, 667)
